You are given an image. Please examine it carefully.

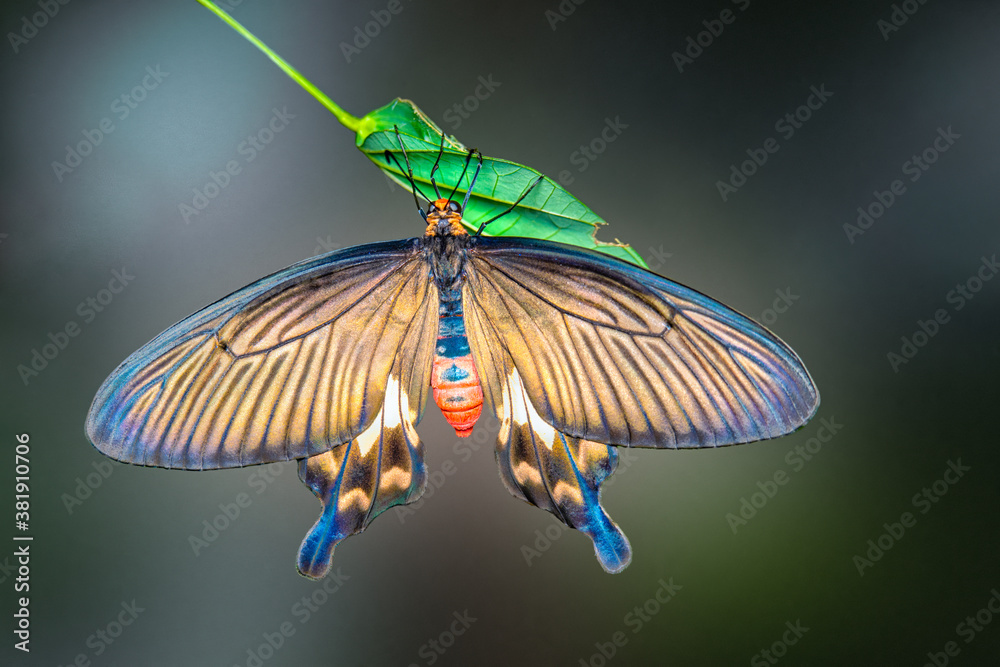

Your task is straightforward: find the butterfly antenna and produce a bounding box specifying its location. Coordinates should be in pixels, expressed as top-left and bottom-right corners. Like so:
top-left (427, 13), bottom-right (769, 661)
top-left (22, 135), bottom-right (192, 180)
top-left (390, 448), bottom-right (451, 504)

top-left (388, 125), bottom-right (432, 220)
top-left (428, 132), bottom-right (446, 199)
top-left (448, 148), bottom-right (479, 206)
top-left (475, 174), bottom-right (545, 236)
top-left (459, 151), bottom-right (483, 211)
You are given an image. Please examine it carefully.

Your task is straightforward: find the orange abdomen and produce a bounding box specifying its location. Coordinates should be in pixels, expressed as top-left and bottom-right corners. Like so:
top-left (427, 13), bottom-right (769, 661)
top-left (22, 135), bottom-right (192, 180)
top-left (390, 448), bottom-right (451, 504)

top-left (431, 292), bottom-right (483, 437)
top-left (431, 354), bottom-right (483, 437)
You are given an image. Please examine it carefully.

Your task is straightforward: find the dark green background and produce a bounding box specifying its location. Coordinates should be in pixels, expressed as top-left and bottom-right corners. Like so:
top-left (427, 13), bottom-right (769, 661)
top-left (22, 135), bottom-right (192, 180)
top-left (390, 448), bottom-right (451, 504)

top-left (2, 0), bottom-right (999, 665)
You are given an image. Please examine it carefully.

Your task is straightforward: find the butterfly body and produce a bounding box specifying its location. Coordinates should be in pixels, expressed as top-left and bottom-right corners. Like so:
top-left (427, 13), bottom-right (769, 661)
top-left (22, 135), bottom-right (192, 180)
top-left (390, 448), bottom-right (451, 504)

top-left (87, 197), bottom-right (818, 578)
top-left (422, 198), bottom-right (485, 437)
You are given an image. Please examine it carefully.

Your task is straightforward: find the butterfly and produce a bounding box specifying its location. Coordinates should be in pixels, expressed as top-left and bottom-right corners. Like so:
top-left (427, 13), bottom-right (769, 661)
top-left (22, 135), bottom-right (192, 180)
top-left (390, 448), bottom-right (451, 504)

top-left (86, 139), bottom-right (819, 578)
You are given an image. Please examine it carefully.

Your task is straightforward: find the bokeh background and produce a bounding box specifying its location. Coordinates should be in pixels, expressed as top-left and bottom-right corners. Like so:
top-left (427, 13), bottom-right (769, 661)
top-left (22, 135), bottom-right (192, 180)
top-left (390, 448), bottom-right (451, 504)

top-left (2, 0), bottom-right (999, 665)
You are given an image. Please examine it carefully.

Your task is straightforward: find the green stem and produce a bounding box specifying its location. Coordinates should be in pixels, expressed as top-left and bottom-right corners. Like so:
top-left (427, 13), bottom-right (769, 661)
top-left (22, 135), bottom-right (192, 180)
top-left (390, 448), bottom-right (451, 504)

top-left (196, 0), bottom-right (364, 133)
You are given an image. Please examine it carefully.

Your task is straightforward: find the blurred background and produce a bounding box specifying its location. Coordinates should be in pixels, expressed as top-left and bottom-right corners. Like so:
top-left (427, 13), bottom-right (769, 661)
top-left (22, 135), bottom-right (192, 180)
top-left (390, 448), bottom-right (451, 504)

top-left (2, 0), bottom-right (999, 664)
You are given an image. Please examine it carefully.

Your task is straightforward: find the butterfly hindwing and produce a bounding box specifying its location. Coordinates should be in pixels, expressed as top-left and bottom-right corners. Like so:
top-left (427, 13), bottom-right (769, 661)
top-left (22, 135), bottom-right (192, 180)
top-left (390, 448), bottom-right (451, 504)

top-left (463, 236), bottom-right (819, 450)
top-left (86, 239), bottom-right (439, 470)
top-left (296, 374), bottom-right (427, 579)
top-left (501, 370), bottom-right (632, 571)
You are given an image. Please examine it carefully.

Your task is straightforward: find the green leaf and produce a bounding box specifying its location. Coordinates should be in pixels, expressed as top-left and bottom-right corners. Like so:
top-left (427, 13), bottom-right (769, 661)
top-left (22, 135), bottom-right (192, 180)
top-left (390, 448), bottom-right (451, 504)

top-left (356, 99), bottom-right (648, 267)
top-left (197, 0), bottom-right (647, 268)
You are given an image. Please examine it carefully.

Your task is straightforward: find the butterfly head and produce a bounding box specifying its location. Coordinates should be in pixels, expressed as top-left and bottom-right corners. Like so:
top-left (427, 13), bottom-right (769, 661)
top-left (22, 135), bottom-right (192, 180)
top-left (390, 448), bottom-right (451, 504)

top-left (424, 198), bottom-right (467, 237)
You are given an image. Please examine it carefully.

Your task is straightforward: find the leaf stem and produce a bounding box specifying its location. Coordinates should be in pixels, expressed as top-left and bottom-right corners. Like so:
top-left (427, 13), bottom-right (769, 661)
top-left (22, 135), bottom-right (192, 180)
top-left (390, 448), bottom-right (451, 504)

top-left (196, 0), bottom-right (364, 133)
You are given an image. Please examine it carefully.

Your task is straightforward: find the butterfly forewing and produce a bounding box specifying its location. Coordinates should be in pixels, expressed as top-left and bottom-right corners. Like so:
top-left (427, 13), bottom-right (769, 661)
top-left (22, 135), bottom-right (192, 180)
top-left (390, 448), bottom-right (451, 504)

top-left (86, 239), bottom-right (439, 470)
top-left (462, 236), bottom-right (820, 450)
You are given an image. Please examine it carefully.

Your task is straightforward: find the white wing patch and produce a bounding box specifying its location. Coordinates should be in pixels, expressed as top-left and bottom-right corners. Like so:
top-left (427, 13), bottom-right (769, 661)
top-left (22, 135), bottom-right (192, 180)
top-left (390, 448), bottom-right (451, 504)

top-left (295, 374), bottom-right (427, 579)
top-left (490, 365), bottom-right (633, 575)
top-left (355, 375), bottom-right (415, 456)
top-left (502, 368), bottom-right (557, 449)
top-left (355, 421), bottom-right (381, 457)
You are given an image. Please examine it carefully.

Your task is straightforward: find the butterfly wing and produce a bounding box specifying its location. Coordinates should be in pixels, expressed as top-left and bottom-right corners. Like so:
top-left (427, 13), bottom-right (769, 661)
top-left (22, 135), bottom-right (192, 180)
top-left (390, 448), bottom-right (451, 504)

top-left (462, 236), bottom-right (819, 571)
top-left (87, 239), bottom-right (439, 578)
top-left (295, 371), bottom-right (428, 579)
top-left (467, 336), bottom-right (634, 573)
top-left (85, 238), bottom-right (439, 470)
top-left (463, 236), bottom-right (818, 448)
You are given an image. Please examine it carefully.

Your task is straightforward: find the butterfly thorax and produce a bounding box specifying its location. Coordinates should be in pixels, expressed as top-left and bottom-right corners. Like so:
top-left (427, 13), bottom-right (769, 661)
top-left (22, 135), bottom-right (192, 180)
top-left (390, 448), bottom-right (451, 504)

top-left (422, 199), bottom-right (483, 436)
top-left (423, 234), bottom-right (469, 292)
top-left (423, 199), bottom-right (471, 292)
